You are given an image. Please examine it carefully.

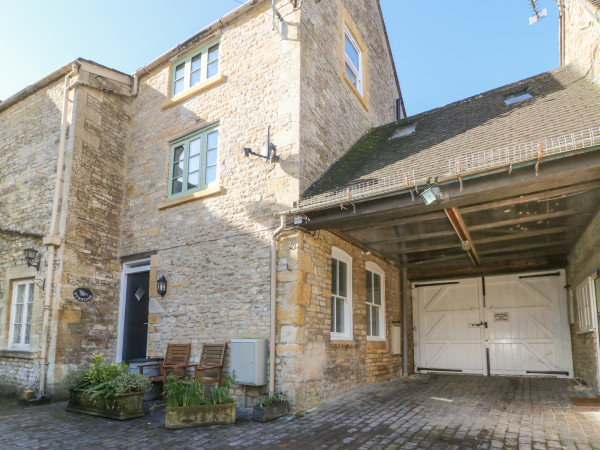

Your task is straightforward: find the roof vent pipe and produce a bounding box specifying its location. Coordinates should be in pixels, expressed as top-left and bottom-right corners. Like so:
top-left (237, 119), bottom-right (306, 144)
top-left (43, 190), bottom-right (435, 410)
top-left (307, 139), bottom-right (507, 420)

top-left (396, 98), bottom-right (406, 120)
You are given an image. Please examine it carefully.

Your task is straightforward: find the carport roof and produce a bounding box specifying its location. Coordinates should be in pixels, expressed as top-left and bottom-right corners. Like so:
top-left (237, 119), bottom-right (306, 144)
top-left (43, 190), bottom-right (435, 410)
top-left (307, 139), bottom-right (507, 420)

top-left (299, 66), bottom-right (600, 279)
top-left (303, 65), bottom-right (600, 200)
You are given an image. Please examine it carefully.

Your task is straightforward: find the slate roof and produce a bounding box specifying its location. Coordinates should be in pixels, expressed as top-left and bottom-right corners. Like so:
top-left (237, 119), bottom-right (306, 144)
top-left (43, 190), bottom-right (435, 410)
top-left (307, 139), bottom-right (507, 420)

top-left (303, 66), bottom-right (600, 199)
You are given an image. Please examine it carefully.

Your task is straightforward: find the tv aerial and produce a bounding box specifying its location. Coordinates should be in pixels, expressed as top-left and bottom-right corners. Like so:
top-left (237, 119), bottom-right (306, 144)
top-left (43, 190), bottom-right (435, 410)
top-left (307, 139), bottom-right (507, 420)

top-left (528, 0), bottom-right (548, 25)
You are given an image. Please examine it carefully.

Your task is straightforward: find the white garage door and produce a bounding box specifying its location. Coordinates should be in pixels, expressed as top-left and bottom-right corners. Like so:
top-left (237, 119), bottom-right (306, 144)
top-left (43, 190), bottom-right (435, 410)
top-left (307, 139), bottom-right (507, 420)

top-left (413, 270), bottom-right (573, 377)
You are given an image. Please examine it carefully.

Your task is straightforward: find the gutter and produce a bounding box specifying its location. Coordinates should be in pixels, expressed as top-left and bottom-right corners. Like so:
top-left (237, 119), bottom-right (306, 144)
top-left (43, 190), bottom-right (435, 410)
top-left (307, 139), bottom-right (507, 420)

top-left (284, 143), bottom-right (600, 217)
top-left (269, 215), bottom-right (287, 394)
top-left (133, 0), bottom-right (263, 79)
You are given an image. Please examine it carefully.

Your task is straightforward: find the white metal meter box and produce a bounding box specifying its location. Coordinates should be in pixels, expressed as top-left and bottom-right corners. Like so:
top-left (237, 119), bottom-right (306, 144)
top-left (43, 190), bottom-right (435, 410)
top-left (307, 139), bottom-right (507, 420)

top-left (230, 339), bottom-right (268, 386)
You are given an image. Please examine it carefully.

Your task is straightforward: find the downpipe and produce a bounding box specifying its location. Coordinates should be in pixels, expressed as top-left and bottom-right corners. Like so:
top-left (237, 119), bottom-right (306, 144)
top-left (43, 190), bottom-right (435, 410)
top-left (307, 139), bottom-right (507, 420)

top-left (269, 215), bottom-right (287, 394)
top-left (38, 62), bottom-right (79, 397)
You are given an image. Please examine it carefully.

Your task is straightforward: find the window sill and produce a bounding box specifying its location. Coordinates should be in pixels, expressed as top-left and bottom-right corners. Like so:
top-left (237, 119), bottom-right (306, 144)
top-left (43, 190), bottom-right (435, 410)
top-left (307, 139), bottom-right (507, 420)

top-left (158, 185), bottom-right (224, 210)
top-left (161, 73), bottom-right (225, 111)
top-left (0, 349), bottom-right (36, 359)
top-left (366, 336), bottom-right (386, 342)
top-left (343, 74), bottom-right (368, 112)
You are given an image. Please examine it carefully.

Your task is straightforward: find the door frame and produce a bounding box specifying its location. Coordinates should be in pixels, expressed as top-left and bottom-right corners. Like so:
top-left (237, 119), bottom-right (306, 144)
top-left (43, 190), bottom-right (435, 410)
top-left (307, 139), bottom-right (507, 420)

top-left (116, 259), bottom-right (151, 362)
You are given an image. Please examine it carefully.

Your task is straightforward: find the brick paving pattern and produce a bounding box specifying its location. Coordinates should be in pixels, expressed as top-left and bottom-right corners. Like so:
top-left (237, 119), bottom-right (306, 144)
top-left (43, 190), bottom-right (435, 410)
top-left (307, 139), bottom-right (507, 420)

top-left (1, 375), bottom-right (600, 449)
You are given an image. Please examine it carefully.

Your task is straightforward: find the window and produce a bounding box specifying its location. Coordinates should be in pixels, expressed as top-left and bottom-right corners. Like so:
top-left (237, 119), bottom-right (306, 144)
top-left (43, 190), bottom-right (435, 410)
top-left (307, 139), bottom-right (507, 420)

top-left (366, 262), bottom-right (385, 340)
top-left (169, 126), bottom-right (219, 198)
top-left (9, 281), bottom-right (34, 349)
top-left (171, 40), bottom-right (220, 97)
top-left (504, 90), bottom-right (532, 105)
top-left (390, 124), bottom-right (416, 139)
top-left (344, 27), bottom-right (363, 94)
top-left (331, 247), bottom-right (352, 340)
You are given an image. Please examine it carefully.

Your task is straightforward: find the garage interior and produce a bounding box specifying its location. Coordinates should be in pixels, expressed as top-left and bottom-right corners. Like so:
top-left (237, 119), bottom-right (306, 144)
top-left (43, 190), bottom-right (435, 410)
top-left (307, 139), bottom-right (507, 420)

top-left (299, 146), bottom-right (600, 386)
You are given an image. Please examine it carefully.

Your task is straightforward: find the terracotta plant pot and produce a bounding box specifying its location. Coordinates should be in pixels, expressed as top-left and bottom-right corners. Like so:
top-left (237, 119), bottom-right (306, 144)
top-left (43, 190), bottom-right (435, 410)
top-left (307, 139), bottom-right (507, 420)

top-left (67, 389), bottom-right (145, 420)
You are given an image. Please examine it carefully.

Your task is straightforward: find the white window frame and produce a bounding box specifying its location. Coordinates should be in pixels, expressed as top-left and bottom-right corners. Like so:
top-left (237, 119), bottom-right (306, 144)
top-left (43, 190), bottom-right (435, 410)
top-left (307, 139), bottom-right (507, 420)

top-left (331, 247), bottom-right (353, 341)
top-left (366, 261), bottom-right (386, 341)
top-left (116, 259), bottom-right (151, 362)
top-left (8, 280), bottom-right (34, 350)
top-left (171, 39), bottom-right (220, 97)
top-left (574, 277), bottom-right (596, 333)
top-left (344, 26), bottom-right (363, 95)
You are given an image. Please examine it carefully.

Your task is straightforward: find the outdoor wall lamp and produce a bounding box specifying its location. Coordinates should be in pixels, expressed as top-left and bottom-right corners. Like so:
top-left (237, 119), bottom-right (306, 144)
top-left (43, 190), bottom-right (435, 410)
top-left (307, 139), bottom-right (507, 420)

top-left (157, 276), bottom-right (167, 297)
top-left (24, 248), bottom-right (41, 270)
top-left (420, 187), bottom-right (445, 205)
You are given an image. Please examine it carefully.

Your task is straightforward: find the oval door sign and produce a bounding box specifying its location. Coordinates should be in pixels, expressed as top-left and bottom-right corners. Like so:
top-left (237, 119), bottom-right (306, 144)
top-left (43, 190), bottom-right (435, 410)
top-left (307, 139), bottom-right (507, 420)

top-left (73, 288), bottom-right (93, 302)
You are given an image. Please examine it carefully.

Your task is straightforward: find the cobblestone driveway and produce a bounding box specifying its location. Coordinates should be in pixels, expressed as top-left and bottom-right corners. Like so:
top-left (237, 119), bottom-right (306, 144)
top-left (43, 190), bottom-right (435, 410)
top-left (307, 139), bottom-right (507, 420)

top-left (1, 374), bottom-right (600, 449)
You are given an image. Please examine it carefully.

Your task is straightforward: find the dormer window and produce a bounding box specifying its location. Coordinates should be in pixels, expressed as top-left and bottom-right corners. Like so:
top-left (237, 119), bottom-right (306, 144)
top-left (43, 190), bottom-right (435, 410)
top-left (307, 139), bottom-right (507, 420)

top-left (390, 124), bottom-right (416, 139)
top-left (171, 39), bottom-right (220, 98)
top-left (504, 90), bottom-right (532, 105)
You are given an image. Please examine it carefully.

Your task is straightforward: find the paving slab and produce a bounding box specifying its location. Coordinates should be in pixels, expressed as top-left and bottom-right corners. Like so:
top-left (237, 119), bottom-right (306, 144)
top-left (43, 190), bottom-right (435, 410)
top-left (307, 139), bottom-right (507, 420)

top-left (1, 375), bottom-right (600, 449)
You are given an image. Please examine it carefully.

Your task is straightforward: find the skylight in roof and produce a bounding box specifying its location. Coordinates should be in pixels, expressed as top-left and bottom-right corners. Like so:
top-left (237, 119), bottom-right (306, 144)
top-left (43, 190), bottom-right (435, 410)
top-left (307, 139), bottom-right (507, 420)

top-left (390, 124), bottom-right (416, 139)
top-left (504, 90), bottom-right (532, 105)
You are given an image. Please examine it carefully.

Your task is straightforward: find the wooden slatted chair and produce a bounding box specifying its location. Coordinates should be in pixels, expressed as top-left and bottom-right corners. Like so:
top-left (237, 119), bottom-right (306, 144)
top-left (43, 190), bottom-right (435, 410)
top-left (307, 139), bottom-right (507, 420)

top-left (193, 343), bottom-right (227, 386)
top-left (138, 343), bottom-right (192, 387)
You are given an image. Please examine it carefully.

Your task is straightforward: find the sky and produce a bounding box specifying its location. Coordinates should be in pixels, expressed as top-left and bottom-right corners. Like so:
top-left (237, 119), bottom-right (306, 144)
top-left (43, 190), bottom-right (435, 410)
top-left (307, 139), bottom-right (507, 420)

top-left (0, 0), bottom-right (559, 116)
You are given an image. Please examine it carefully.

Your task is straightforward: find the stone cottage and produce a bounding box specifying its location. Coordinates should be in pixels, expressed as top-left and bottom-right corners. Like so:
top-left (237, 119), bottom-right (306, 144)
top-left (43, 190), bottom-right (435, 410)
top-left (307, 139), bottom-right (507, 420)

top-left (1, 0), bottom-right (600, 412)
top-left (0, 0), bottom-right (402, 410)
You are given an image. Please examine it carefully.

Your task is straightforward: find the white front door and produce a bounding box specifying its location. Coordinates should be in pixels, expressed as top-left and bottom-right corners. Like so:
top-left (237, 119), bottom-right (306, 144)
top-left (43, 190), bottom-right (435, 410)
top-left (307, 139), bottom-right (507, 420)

top-left (413, 270), bottom-right (573, 377)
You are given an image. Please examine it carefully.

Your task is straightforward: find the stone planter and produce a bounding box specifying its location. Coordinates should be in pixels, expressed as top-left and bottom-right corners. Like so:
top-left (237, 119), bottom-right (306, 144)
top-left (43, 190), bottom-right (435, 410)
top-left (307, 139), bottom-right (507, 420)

top-left (66, 389), bottom-right (145, 420)
top-left (165, 403), bottom-right (236, 429)
top-left (252, 401), bottom-right (289, 422)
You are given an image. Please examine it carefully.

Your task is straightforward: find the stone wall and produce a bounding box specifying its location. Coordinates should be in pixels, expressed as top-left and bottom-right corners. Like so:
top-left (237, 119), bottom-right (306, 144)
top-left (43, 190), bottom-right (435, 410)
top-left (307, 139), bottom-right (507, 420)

top-left (299, 0), bottom-right (400, 193)
top-left (0, 79), bottom-right (65, 393)
top-left (49, 72), bottom-right (132, 389)
top-left (276, 229), bottom-right (402, 411)
top-left (121, 1), bottom-right (302, 402)
top-left (567, 208), bottom-right (600, 390)
top-left (565, 0), bottom-right (600, 84)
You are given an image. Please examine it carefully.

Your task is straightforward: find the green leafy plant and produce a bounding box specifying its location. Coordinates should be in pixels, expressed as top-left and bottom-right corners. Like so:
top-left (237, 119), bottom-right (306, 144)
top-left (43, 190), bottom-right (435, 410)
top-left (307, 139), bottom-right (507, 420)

top-left (164, 371), bottom-right (237, 407)
top-left (258, 392), bottom-right (286, 408)
top-left (61, 354), bottom-right (151, 399)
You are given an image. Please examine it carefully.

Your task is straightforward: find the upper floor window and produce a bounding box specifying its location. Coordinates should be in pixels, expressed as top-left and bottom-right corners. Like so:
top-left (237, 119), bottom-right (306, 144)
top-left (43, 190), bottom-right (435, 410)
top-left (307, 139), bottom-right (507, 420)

top-left (9, 281), bottom-right (34, 349)
top-left (344, 27), bottom-right (363, 95)
top-left (169, 125), bottom-right (219, 199)
top-left (171, 40), bottom-right (220, 97)
top-left (366, 262), bottom-right (385, 340)
top-left (331, 247), bottom-right (353, 340)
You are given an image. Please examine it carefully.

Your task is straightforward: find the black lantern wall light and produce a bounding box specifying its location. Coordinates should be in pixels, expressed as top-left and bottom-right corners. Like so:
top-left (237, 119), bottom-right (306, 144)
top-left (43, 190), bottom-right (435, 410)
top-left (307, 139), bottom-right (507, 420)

top-left (24, 248), bottom-right (40, 270)
top-left (157, 276), bottom-right (167, 297)
top-left (24, 248), bottom-right (45, 291)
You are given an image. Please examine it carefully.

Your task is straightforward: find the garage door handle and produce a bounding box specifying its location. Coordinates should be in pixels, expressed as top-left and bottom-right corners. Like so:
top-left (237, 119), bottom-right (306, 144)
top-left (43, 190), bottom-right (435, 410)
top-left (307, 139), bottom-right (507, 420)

top-left (469, 321), bottom-right (488, 328)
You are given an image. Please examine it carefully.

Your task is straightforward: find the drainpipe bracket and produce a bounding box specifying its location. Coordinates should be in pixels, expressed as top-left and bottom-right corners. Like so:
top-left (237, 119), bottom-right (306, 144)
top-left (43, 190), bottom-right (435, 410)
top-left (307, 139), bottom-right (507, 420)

top-left (43, 236), bottom-right (61, 247)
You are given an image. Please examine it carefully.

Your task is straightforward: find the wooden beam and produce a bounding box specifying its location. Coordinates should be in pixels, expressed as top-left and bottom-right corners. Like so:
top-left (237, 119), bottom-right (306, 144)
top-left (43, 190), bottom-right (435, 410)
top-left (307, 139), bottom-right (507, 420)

top-left (360, 228), bottom-right (457, 246)
top-left (459, 180), bottom-right (600, 213)
top-left (408, 256), bottom-right (566, 281)
top-left (445, 207), bottom-right (481, 266)
top-left (333, 211), bottom-right (447, 232)
top-left (474, 225), bottom-right (578, 245)
top-left (468, 209), bottom-right (578, 231)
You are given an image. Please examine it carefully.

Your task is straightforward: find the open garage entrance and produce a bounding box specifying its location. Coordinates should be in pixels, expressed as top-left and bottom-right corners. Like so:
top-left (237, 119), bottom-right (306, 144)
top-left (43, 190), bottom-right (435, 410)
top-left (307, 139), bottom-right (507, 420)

top-left (298, 147), bottom-right (600, 386)
top-left (413, 271), bottom-right (573, 377)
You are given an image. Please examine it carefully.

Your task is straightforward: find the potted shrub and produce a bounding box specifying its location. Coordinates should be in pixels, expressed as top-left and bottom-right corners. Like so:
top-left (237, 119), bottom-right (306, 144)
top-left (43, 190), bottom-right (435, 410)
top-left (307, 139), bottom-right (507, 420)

top-left (164, 373), bottom-right (236, 429)
top-left (63, 354), bottom-right (151, 420)
top-left (253, 393), bottom-right (289, 422)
